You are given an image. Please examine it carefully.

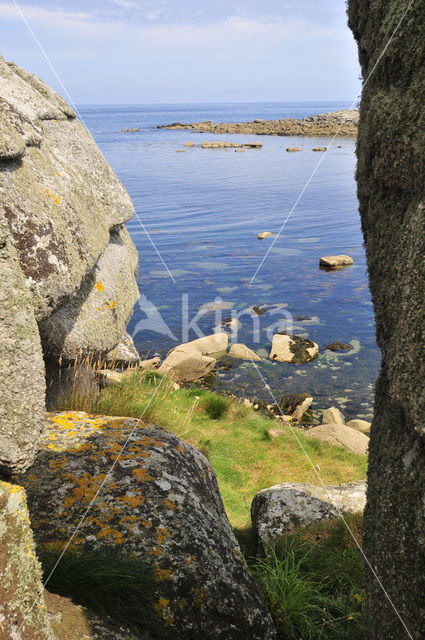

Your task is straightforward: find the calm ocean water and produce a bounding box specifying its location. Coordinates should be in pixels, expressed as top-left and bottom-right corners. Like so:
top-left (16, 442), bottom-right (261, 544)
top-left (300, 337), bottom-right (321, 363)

top-left (79, 102), bottom-right (379, 421)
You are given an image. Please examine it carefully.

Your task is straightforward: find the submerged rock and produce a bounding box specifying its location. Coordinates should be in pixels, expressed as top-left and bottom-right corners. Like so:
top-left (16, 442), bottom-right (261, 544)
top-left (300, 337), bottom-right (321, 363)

top-left (251, 481), bottom-right (366, 547)
top-left (326, 341), bottom-right (351, 351)
top-left (17, 412), bottom-right (276, 640)
top-left (269, 334), bottom-right (319, 363)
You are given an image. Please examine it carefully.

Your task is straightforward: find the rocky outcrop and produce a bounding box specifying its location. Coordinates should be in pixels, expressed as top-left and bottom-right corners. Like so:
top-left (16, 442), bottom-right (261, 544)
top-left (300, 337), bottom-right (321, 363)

top-left (0, 56), bottom-right (139, 471)
top-left (16, 412), bottom-right (276, 640)
top-left (0, 480), bottom-right (54, 639)
top-left (158, 110), bottom-right (359, 137)
top-left (348, 3), bottom-right (425, 637)
top-left (251, 481), bottom-right (366, 548)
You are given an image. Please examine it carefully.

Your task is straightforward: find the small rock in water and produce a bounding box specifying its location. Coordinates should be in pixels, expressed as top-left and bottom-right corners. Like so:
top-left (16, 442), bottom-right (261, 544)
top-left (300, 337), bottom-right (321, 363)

top-left (326, 341), bottom-right (351, 352)
top-left (229, 343), bottom-right (262, 361)
top-left (121, 128), bottom-right (140, 132)
top-left (319, 255), bottom-right (354, 269)
top-left (252, 305), bottom-right (268, 315)
top-left (257, 232), bottom-right (272, 239)
top-left (184, 141), bottom-right (194, 146)
top-left (286, 147), bottom-right (302, 152)
top-left (312, 147), bottom-right (327, 152)
top-left (269, 334), bottom-right (319, 364)
top-left (176, 149), bottom-right (186, 152)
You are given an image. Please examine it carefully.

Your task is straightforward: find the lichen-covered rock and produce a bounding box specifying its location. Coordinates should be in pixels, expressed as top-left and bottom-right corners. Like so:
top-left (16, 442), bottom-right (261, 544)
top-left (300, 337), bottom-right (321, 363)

top-left (348, 3), bottom-right (425, 637)
top-left (0, 214), bottom-right (45, 474)
top-left (0, 55), bottom-right (138, 338)
top-left (269, 334), bottom-right (319, 363)
top-left (251, 481), bottom-right (366, 548)
top-left (0, 480), bottom-right (54, 639)
top-left (38, 226), bottom-right (139, 359)
top-left (105, 331), bottom-right (140, 365)
top-left (17, 412), bottom-right (276, 640)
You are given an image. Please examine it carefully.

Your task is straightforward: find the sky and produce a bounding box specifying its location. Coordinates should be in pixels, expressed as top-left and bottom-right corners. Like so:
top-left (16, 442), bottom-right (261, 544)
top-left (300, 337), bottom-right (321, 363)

top-left (0, 0), bottom-right (361, 104)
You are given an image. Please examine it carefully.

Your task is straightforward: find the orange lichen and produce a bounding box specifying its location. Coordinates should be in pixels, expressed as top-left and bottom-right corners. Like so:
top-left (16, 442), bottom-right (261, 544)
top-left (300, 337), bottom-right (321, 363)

top-left (94, 282), bottom-right (104, 292)
top-left (176, 445), bottom-right (184, 453)
top-left (155, 567), bottom-right (172, 581)
top-left (132, 467), bottom-right (154, 483)
top-left (165, 499), bottom-right (176, 511)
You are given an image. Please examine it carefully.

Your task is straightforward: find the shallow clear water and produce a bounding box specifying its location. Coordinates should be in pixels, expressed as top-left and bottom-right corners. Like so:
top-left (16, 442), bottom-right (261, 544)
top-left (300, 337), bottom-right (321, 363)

top-left (79, 102), bottom-right (379, 421)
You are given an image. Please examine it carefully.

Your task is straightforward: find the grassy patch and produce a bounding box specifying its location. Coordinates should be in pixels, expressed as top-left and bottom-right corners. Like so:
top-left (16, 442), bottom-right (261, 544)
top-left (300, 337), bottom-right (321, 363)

top-left (38, 545), bottom-right (162, 638)
top-left (249, 515), bottom-right (367, 639)
top-left (55, 368), bottom-right (367, 530)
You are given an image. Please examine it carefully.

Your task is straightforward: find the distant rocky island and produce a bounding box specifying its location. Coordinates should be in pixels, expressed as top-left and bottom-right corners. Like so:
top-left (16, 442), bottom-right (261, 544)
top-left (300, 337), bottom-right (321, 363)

top-left (157, 109), bottom-right (359, 137)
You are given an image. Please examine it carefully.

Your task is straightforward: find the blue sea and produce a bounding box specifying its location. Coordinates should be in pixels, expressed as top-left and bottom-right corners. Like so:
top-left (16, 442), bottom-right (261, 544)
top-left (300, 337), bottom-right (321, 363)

top-left (79, 102), bottom-right (379, 422)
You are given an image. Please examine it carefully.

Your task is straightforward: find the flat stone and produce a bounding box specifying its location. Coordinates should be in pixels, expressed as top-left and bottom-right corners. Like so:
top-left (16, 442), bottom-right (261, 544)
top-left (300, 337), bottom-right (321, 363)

top-left (269, 334), bottom-right (319, 363)
top-left (319, 255), bottom-right (354, 269)
top-left (305, 423), bottom-right (369, 455)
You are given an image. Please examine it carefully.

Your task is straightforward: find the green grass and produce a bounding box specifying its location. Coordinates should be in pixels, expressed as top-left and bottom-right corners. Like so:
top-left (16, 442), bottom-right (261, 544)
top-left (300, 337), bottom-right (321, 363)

top-left (55, 369), bottom-right (367, 530)
top-left (38, 545), bottom-right (163, 638)
top-left (248, 515), bottom-right (368, 640)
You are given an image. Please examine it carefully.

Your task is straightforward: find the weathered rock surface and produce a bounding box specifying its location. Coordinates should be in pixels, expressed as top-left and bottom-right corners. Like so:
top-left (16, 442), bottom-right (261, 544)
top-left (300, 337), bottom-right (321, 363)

top-left (305, 423), bottom-right (369, 455)
top-left (17, 412), bottom-right (276, 640)
top-left (348, 5), bottom-right (425, 636)
top-left (319, 255), bottom-right (353, 269)
top-left (269, 334), bottom-right (319, 363)
top-left (0, 54), bottom-right (139, 340)
top-left (177, 332), bottom-right (228, 356)
top-left (158, 110), bottom-right (359, 137)
top-left (105, 331), bottom-right (140, 365)
top-left (251, 481), bottom-right (366, 547)
top-left (346, 419), bottom-right (371, 434)
top-left (38, 226), bottom-right (139, 359)
top-left (0, 215), bottom-right (45, 474)
top-left (0, 56), bottom-right (139, 467)
top-left (0, 480), bottom-right (54, 639)
top-left (291, 396), bottom-right (313, 421)
top-left (229, 343), bottom-right (261, 361)
top-left (321, 406), bottom-right (345, 425)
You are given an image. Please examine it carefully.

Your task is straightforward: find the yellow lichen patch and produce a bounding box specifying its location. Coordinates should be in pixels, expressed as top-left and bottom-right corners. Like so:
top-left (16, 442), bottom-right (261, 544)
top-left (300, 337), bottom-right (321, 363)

top-left (142, 520), bottom-right (153, 528)
top-left (94, 281), bottom-right (104, 291)
top-left (56, 171), bottom-right (61, 177)
top-left (164, 499), bottom-right (176, 511)
top-left (176, 445), bottom-right (184, 453)
top-left (156, 526), bottom-right (170, 546)
top-left (96, 526), bottom-right (124, 544)
top-left (154, 598), bottom-right (174, 626)
top-left (155, 566), bottom-right (172, 581)
top-left (132, 467), bottom-right (154, 483)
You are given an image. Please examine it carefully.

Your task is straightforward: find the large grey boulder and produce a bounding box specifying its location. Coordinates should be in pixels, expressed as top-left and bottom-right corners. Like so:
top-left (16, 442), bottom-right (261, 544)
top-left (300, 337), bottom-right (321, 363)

top-left (251, 481), bottom-right (366, 547)
top-left (0, 215), bottom-right (45, 474)
top-left (0, 54), bottom-right (139, 338)
top-left (0, 56), bottom-right (140, 468)
top-left (17, 411), bottom-right (276, 640)
top-left (348, 5), bottom-right (425, 637)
